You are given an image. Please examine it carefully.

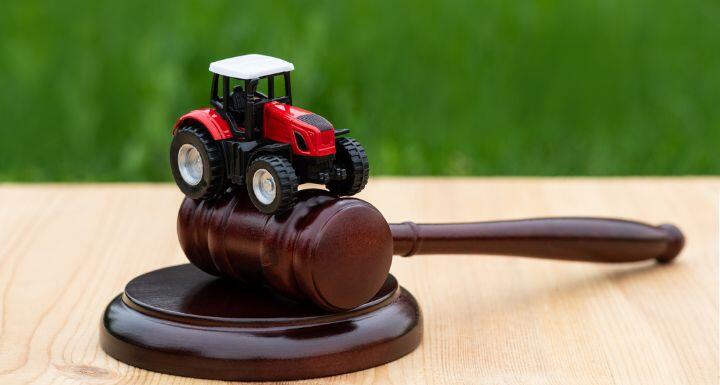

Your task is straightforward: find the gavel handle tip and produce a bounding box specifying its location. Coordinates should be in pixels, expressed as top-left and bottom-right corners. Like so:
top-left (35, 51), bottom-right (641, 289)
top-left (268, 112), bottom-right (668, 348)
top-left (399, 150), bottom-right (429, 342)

top-left (656, 223), bottom-right (685, 264)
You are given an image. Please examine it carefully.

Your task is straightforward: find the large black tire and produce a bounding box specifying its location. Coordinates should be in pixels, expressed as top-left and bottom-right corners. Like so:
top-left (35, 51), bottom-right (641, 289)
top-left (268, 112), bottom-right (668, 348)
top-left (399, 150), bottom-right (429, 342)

top-left (170, 126), bottom-right (226, 200)
top-left (327, 137), bottom-right (369, 196)
top-left (245, 155), bottom-right (298, 215)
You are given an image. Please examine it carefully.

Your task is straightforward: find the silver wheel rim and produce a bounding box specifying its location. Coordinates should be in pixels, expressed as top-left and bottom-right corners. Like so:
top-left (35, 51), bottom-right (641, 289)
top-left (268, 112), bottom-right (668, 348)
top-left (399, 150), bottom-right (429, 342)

top-left (177, 144), bottom-right (203, 186)
top-left (252, 169), bottom-right (277, 205)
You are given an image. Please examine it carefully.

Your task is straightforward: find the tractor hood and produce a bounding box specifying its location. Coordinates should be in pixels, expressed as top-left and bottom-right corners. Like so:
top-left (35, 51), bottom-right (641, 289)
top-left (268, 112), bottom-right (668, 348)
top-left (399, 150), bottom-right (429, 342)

top-left (263, 101), bottom-right (336, 157)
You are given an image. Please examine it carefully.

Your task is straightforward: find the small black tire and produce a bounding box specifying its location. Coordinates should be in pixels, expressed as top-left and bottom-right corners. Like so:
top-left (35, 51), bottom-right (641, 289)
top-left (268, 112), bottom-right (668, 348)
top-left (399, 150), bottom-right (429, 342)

top-left (327, 137), bottom-right (369, 196)
top-left (246, 155), bottom-right (298, 215)
top-left (170, 126), bottom-right (227, 200)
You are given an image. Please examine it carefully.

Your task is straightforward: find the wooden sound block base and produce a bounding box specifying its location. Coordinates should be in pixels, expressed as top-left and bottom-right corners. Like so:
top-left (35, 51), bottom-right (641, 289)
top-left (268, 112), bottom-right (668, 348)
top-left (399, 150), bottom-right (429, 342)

top-left (99, 264), bottom-right (422, 381)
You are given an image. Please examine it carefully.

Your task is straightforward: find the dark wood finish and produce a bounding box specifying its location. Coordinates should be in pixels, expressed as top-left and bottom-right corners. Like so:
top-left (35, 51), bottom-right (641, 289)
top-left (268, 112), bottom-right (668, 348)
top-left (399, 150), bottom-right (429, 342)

top-left (99, 264), bottom-right (422, 381)
top-left (390, 218), bottom-right (684, 263)
top-left (178, 189), bottom-right (393, 312)
top-left (178, 190), bottom-right (684, 312)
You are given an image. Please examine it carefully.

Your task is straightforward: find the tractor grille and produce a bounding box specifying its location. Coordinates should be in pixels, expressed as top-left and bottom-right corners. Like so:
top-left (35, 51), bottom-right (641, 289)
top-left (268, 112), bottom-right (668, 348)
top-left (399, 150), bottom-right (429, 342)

top-left (297, 114), bottom-right (334, 132)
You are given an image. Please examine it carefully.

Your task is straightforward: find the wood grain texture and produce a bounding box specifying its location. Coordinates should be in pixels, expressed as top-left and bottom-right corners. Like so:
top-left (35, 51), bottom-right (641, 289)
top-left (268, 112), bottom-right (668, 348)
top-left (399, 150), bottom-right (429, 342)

top-left (0, 178), bottom-right (717, 385)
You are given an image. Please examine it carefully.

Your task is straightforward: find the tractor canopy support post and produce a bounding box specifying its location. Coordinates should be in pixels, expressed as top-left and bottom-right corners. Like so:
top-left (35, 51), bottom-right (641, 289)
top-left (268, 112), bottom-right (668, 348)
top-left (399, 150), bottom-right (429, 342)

top-left (222, 76), bottom-right (230, 107)
top-left (244, 78), bottom-right (259, 140)
top-left (284, 72), bottom-right (292, 105)
top-left (210, 74), bottom-right (219, 105)
top-left (268, 76), bottom-right (275, 99)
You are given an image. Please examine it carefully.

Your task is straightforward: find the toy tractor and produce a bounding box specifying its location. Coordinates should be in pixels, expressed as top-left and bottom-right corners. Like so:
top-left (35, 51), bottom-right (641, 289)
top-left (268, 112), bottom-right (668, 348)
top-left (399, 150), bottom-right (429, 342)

top-left (170, 54), bottom-right (370, 214)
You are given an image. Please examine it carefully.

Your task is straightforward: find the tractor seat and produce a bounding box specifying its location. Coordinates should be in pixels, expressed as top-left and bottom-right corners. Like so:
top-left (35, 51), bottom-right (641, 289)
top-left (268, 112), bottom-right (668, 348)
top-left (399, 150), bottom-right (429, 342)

top-left (228, 85), bottom-right (246, 126)
top-left (230, 85), bottom-right (245, 112)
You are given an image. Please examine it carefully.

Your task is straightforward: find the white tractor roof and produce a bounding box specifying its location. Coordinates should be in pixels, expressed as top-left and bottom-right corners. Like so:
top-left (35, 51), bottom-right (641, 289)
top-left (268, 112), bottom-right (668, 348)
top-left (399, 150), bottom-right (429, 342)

top-left (209, 54), bottom-right (294, 79)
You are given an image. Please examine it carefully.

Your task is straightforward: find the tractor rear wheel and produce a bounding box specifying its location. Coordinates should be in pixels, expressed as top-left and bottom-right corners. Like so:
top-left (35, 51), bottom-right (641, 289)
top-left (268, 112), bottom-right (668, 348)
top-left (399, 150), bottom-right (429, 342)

top-left (327, 137), bottom-right (369, 196)
top-left (170, 126), bottom-right (226, 200)
top-left (246, 155), bottom-right (298, 215)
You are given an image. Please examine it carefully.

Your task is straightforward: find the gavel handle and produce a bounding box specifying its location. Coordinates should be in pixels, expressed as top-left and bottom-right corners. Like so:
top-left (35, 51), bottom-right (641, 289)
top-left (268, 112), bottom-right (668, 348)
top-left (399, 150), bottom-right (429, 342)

top-left (389, 218), bottom-right (684, 263)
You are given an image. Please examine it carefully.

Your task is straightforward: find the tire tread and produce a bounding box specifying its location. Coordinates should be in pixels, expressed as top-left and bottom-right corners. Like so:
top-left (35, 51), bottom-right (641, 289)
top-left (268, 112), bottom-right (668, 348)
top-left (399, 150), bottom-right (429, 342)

top-left (247, 155), bottom-right (298, 214)
top-left (328, 137), bottom-right (369, 196)
top-left (172, 126), bottom-right (226, 199)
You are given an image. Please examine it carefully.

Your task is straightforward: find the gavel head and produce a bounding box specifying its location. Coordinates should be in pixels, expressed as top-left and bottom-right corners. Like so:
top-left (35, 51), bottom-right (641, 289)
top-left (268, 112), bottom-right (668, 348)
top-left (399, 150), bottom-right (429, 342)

top-left (178, 189), bottom-right (394, 312)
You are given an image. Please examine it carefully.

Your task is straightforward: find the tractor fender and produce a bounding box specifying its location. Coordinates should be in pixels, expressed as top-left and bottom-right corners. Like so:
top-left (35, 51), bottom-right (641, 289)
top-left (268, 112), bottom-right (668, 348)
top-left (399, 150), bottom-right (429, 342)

top-left (173, 108), bottom-right (233, 140)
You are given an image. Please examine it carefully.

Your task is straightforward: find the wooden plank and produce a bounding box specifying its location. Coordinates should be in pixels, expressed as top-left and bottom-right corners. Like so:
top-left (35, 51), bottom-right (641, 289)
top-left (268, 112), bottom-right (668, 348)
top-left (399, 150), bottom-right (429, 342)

top-left (0, 178), bottom-right (717, 384)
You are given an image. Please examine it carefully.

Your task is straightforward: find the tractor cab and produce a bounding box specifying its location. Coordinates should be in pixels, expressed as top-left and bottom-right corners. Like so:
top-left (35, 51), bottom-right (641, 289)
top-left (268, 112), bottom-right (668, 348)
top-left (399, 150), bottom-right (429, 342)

top-left (209, 55), bottom-right (294, 140)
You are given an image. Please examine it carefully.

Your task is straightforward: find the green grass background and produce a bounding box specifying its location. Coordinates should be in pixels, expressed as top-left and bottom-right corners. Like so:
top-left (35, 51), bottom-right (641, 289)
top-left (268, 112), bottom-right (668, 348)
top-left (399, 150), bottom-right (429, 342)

top-left (0, 0), bottom-right (717, 181)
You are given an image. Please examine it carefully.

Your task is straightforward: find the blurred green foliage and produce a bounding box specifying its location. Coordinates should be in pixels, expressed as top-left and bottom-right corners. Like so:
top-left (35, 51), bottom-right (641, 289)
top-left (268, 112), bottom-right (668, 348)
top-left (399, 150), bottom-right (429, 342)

top-left (0, 0), bottom-right (717, 181)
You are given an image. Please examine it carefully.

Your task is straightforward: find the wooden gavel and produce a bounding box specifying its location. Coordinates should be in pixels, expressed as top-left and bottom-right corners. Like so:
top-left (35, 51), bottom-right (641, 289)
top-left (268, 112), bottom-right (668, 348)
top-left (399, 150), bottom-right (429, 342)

top-left (178, 189), bottom-right (684, 312)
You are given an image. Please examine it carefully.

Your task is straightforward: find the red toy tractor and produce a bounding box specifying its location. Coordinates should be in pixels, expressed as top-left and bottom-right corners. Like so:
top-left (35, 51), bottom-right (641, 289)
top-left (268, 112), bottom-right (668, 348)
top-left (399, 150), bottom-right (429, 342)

top-left (170, 54), bottom-right (370, 214)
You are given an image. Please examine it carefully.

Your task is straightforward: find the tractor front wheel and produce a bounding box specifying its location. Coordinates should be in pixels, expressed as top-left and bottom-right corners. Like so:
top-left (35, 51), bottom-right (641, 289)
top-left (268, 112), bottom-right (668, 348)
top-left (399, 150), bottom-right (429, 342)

top-left (170, 126), bottom-right (227, 200)
top-left (327, 137), bottom-right (370, 196)
top-left (246, 155), bottom-right (298, 215)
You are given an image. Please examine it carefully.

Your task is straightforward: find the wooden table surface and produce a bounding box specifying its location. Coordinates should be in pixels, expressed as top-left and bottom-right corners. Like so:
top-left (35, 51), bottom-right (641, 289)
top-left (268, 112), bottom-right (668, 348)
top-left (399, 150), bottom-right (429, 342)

top-left (0, 178), bottom-right (717, 385)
